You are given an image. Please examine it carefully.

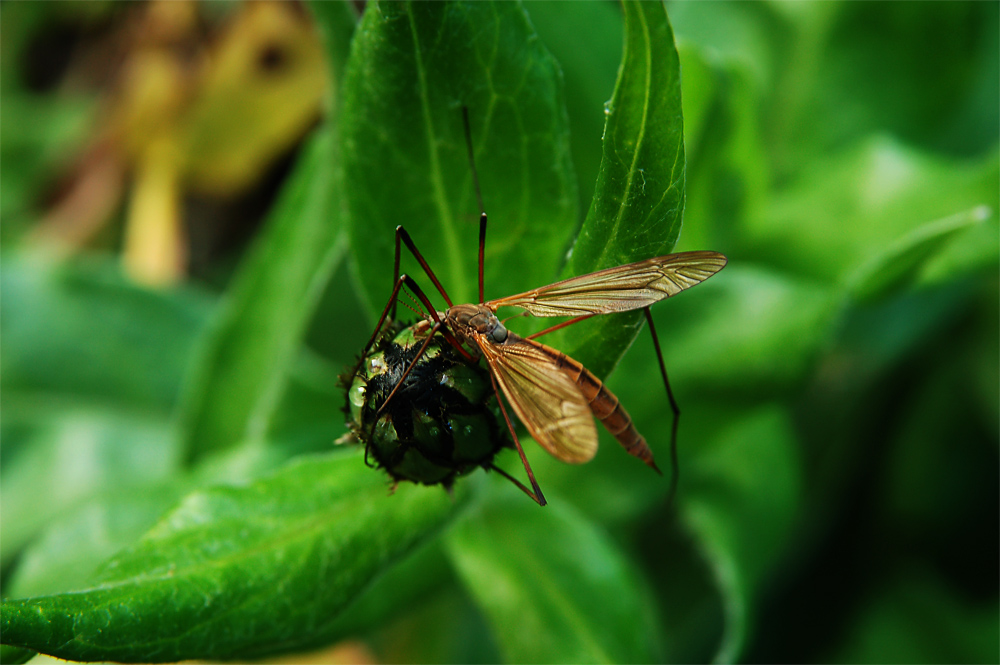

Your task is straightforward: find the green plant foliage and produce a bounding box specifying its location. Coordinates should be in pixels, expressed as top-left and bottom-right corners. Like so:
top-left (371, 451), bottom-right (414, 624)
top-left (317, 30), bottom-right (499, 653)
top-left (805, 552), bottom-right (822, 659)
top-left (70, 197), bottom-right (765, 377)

top-left (340, 1), bottom-right (578, 316)
top-left (748, 137), bottom-right (999, 284)
top-left (0, 258), bottom-right (213, 566)
top-left (447, 489), bottom-right (662, 663)
top-left (0, 452), bottom-right (466, 662)
top-left (2, 0), bottom-right (997, 663)
top-left (1, 257), bottom-right (212, 412)
top-left (549, 0), bottom-right (686, 378)
top-left (177, 125), bottom-right (346, 462)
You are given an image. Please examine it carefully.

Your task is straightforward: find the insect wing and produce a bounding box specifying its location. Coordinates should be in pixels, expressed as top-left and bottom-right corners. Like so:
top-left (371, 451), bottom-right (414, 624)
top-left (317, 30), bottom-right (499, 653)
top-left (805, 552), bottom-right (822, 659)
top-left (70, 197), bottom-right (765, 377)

top-left (488, 250), bottom-right (727, 317)
top-left (475, 332), bottom-right (598, 464)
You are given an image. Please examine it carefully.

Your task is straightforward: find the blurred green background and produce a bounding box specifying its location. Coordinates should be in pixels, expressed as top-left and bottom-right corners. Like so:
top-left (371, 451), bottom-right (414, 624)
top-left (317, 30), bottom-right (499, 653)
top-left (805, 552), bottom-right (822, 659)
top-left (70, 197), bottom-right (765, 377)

top-left (1, 1), bottom-right (997, 663)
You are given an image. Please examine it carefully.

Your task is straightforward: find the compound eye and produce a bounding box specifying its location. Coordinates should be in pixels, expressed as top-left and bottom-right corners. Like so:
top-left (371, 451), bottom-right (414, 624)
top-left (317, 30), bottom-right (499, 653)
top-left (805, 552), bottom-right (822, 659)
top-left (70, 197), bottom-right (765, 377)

top-left (490, 323), bottom-right (508, 343)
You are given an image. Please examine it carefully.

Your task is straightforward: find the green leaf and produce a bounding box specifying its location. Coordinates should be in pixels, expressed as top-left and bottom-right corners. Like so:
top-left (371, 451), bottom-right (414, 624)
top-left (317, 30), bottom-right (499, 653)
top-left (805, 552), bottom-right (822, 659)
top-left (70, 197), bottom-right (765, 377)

top-left (848, 205), bottom-right (995, 302)
top-left (0, 93), bottom-right (95, 230)
top-left (680, 405), bottom-right (802, 663)
top-left (1, 255), bottom-right (213, 413)
top-left (5, 484), bottom-right (186, 599)
top-left (828, 570), bottom-right (1000, 664)
top-left (919, 216), bottom-right (1000, 287)
top-left (340, 0), bottom-right (578, 317)
top-left (5, 439), bottom-right (316, 602)
top-left (265, 346), bottom-right (350, 451)
top-left (1, 398), bottom-right (178, 566)
top-left (678, 43), bottom-right (769, 255)
top-left (668, 1), bottom-right (779, 92)
top-left (320, 538), bottom-right (454, 640)
top-left (446, 489), bottom-right (661, 664)
top-left (882, 336), bottom-right (999, 543)
top-left (527, 2), bottom-right (623, 219)
top-left (748, 137), bottom-right (1000, 284)
top-left (526, 266), bottom-right (834, 525)
top-left (1, 451), bottom-right (467, 662)
top-left (0, 256), bottom-right (208, 565)
top-left (177, 125), bottom-right (345, 462)
top-left (552, 0), bottom-right (686, 378)
top-left (368, 584), bottom-right (501, 663)
top-left (792, 2), bottom-right (998, 158)
top-left (0, 645), bottom-right (33, 665)
top-left (643, 265), bottom-right (838, 396)
top-left (307, 1), bottom-right (359, 107)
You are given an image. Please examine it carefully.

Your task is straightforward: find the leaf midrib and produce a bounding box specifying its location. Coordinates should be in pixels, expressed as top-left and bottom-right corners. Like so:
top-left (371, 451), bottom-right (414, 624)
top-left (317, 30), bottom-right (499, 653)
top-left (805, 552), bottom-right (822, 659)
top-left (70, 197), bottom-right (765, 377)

top-left (593, 3), bottom-right (654, 273)
top-left (406, 2), bottom-right (466, 304)
top-left (70, 488), bottom-right (403, 593)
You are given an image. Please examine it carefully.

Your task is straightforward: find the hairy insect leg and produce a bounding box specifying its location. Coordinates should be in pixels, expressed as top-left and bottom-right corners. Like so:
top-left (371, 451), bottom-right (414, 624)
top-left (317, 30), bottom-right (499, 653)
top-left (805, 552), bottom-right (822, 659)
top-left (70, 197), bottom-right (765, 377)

top-left (487, 371), bottom-right (547, 506)
top-left (644, 307), bottom-right (680, 506)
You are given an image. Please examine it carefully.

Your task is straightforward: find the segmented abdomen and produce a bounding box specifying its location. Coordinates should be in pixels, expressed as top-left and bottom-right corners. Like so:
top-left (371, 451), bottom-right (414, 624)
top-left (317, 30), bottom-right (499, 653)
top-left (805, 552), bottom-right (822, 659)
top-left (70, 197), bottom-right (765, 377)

top-left (553, 351), bottom-right (659, 471)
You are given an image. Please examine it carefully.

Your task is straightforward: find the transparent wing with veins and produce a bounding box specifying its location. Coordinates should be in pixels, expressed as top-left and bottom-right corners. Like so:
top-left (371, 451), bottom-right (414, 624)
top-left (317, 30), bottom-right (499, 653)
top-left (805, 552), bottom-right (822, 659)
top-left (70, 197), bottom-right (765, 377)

top-left (474, 332), bottom-right (598, 464)
top-left (487, 251), bottom-right (727, 316)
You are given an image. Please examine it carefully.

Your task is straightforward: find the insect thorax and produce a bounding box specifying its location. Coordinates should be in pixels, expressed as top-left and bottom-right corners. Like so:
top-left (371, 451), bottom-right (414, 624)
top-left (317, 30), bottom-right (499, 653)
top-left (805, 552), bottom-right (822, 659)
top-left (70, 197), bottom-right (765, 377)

top-left (345, 322), bottom-right (510, 487)
top-left (445, 303), bottom-right (507, 343)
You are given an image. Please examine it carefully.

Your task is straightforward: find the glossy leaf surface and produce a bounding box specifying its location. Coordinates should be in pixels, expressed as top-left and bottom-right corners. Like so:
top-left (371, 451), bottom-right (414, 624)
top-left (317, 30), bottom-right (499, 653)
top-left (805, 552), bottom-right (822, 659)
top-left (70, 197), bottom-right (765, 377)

top-left (549, 0), bottom-right (686, 378)
top-left (0, 452), bottom-right (465, 662)
top-left (340, 0), bottom-right (577, 317)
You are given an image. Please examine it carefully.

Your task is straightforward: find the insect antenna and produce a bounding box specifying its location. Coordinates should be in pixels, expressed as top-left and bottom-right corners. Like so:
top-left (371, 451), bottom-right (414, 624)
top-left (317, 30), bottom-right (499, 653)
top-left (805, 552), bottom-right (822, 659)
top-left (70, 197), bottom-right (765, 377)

top-left (396, 287), bottom-right (425, 319)
top-left (644, 307), bottom-right (680, 507)
top-left (462, 107), bottom-right (488, 304)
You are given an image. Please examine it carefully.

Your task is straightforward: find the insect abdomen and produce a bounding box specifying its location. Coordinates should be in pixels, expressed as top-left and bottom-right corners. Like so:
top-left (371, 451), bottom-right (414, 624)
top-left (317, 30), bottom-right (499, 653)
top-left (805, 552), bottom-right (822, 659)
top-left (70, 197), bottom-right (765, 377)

top-left (554, 352), bottom-right (659, 472)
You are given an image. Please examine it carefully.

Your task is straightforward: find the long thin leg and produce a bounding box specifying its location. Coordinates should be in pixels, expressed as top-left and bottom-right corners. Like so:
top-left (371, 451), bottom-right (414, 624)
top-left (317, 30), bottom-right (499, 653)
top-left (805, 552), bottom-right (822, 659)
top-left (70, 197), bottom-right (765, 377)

top-left (462, 107), bottom-right (488, 305)
top-left (366, 273), bottom-right (469, 362)
top-left (487, 370), bottom-right (546, 506)
top-left (363, 274), bottom-right (411, 359)
top-left (462, 107), bottom-right (486, 215)
top-left (359, 274), bottom-right (418, 464)
top-left (391, 227), bottom-right (402, 320)
top-left (373, 320), bottom-right (443, 423)
top-left (400, 275), bottom-right (472, 361)
top-left (363, 277), bottom-right (474, 450)
top-left (368, 319), bottom-right (447, 446)
top-left (394, 225), bottom-right (454, 308)
top-left (478, 213), bottom-right (487, 304)
top-left (488, 463), bottom-right (545, 505)
top-left (527, 314), bottom-right (595, 340)
top-left (644, 307), bottom-right (680, 506)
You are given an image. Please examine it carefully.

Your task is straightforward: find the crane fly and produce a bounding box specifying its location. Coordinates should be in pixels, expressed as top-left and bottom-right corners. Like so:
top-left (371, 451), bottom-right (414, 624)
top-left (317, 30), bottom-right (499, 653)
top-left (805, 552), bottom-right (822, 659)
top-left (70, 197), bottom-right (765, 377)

top-left (348, 110), bottom-right (727, 506)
